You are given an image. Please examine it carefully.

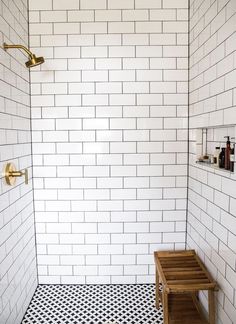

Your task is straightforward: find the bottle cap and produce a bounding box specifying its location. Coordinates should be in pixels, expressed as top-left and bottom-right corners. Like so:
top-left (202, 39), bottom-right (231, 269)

top-left (224, 136), bottom-right (230, 143)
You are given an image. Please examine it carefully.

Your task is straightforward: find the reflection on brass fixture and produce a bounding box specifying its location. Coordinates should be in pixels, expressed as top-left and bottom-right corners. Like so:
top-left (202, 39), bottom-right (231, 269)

top-left (4, 163), bottom-right (28, 186)
top-left (3, 42), bottom-right (44, 68)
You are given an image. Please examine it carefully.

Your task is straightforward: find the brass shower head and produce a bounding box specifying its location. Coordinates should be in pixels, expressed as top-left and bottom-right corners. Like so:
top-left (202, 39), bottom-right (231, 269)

top-left (3, 42), bottom-right (44, 68)
top-left (25, 54), bottom-right (45, 68)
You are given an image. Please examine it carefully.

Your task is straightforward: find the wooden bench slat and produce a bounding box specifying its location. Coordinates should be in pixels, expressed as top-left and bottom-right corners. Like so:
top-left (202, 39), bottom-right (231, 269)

top-left (162, 267), bottom-right (202, 272)
top-left (155, 250), bottom-right (195, 258)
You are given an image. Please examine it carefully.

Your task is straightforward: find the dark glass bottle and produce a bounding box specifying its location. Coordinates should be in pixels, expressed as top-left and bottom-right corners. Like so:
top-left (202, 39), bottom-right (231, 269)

top-left (224, 136), bottom-right (231, 170)
top-left (230, 145), bottom-right (234, 172)
top-left (219, 148), bottom-right (225, 168)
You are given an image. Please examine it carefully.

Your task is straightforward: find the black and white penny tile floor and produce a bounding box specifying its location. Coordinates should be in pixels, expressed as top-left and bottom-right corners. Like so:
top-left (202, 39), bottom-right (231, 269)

top-left (22, 284), bottom-right (163, 324)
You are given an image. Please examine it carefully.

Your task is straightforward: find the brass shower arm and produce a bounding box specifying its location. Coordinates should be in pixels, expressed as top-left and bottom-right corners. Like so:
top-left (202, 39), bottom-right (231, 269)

top-left (3, 42), bottom-right (45, 68)
top-left (3, 42), bottom-right (34, 58)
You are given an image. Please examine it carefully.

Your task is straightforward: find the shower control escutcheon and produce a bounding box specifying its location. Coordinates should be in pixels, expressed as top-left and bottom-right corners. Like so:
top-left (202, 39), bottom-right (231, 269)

top-left (3, 163), bottom-right (28, 186)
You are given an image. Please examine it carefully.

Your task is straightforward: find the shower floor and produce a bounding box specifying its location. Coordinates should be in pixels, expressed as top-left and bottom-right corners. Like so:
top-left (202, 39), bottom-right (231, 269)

top-left (21, 284), bottom-right (163, 324)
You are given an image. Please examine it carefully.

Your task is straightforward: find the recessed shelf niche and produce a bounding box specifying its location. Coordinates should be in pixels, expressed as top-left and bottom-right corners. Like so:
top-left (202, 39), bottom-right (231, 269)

top-left (195, 125), bottom-right (236, 175)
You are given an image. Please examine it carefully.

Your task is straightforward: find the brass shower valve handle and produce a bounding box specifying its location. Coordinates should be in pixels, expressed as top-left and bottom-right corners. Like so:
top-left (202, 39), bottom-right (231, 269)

top-left (4, 163), bottom-right (29, 186)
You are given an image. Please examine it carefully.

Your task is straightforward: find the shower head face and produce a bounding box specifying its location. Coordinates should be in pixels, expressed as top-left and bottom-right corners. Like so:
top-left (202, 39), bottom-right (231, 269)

top-left (25, 54), bottom-right (45, 68)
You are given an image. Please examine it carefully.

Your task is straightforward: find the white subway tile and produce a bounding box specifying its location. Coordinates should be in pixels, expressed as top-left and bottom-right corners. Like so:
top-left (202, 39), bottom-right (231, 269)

top-left (124, 177), bottom-right (149, 188)
top-left (150, 9), bottom-right (176, 21)
top-left (69, 83), bottom-right (95, 94)
top-left (108, 0), bottom-right (134, 9)
top-left (54, 23), bottom-right (80, 34)
top-left (124, 130), bottom-right (149, 141)
top-left (96, 82), bottom-right (122, 93)
top-left (163, 0), bottom-right (188, 9)
top-left (124, 154), bottom-right (149, 165)
top-left (109, 46), bottom-right (135, 57)
top-left (150, 34), bottom-right (176, 45)
top-left (40, 11), bottom-right (66, 22)
top-left (137, 165), bottom-right (163, 176)
top-left (95, 34), bottom-right (122, 46)
top-left (99, 266), bottom-right (123, 275)
top-left (109, 70), bottom-right (135, 81)
top-left (58, 190), bottom-right (83, 200)
top-left (82, 71), bottom-right (108, 82)
top-left (60, 256), bottom-right (85, 265)
top-left (95, 10), bottom-right (121, 21)
top-left (55, 71), bottom-right (81, 82)
top-left (137, 46), bottom-right (162, 58)
top-left (137, 70), bottom-right (163, 81)
top-left (137, 94), bottom-right (163, 105)
top-left (41, 35), bottom-right (67, 46)
top-left (123, 10), bottom-right (148, 21)
top-left (136, 22), bottom-right (162, 33)
top-left (81, 22), bottom-right (107, 34)
top-left (123, 34), bottom-right (149, 45)
top-left (68, 35), bottom-right (95, 46)
top-left (135, 0), bottom-right (161, 9)
top-left (163, 21), bottom-right (188, 33)
top-left (96, 106), bottom-right (122, 117)
top-left (83, 143), bottom-right (109, 154)
top-left (56, 143), bottom-right (82, 154)
top-left (53, 0), bottom-right (79, 9)
top-left (97, 177), bottom-right (123, 188)
top-left (96, 130), bottom-right (122, 142)
top-left (163, 46), bottom-right (188, 57)
top-left (55, 95), bottom-right (81, 107)
top-left (110, 94), bottom-right (135, 106)
top-left (30, 0), bottom-right (52, 10)
top-left (109, 22), bottom-right (134, 33)
top-left (98, 200), bottom-right (123, 211)
top-left (98, 223), bottom-right (123, 233)
top-left (84, 166), bottom-right (109, 177)
top-left (111, 166), bottom-right (136, 176)
top-left (96, 58), bottom-right (121, 70)
top-left (110, 118), bottom-right (136, 129)
top-left (111, 234), bottom-right (136, 244)
top-left (80, 0), bottom-right (107, 9)
top-left (72, 223), bottom-right (97, 233)
top-left (124, 81), bottom-right (149, 93)
top-left (68, 10), bottom-right (94, 22)
top-left (54, 47), bottom-right (81, 59)
top-left (111, 189), bottom-right (136, 200)
top-left (82, 46), bottom-right (107, 58)
top-left (30, 23), bottom-right (52, 35)
top-left (83, 94), bottom-right (108, 106)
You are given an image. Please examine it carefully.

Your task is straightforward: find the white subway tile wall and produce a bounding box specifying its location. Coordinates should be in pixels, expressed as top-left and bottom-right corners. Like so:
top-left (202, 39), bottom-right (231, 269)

top-left (188, 1), bottom-right (236, 323)
top-left (0, 1), bottom-right (38, 323)
top-left (29, 0), bottom-right (189, 284)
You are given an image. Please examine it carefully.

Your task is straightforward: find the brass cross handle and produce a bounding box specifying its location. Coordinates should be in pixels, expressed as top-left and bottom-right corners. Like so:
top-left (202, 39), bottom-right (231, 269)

top-left (4, 163), bottom-right (29, 185)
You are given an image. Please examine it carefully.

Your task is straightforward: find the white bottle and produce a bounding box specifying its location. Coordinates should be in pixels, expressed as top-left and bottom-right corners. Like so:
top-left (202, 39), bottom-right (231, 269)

top-left (213, 146), bottom-right (220, 166)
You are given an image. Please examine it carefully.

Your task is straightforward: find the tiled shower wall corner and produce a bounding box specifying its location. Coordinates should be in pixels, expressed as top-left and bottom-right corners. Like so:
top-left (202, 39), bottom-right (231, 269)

top-left (0, 0), bottom-right (38, 323)
top-left (28, 0), bottom-right (189, 284)
top-left (188, 0), bottom-right (236, 323)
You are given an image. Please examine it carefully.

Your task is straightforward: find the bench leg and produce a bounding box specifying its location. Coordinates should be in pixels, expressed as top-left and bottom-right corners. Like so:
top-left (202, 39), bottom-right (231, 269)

top-left (163, 291), bottom-right (169, 324)
top-left (208, 290), bottom-right (215, 324)
top-left (155, 269), bottom-right (159, 309)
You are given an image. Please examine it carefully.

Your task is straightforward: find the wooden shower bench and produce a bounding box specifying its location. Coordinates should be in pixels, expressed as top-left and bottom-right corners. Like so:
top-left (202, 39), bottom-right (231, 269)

top-left (154, 250), bottom-right (218, 324)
